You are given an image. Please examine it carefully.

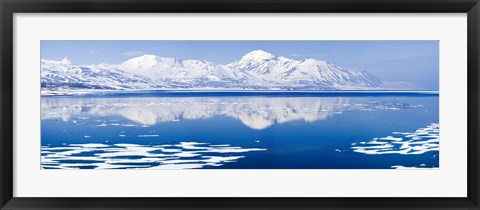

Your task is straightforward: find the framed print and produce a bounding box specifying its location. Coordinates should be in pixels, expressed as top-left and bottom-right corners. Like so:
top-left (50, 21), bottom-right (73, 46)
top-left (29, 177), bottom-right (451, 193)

top-left (1, 0), bottom-right (479, 209)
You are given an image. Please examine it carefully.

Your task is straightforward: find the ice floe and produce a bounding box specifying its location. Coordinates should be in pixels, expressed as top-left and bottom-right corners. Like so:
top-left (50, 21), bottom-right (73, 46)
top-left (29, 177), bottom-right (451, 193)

top-left (137, 134), bottom-right (159, 138)
top-left (41, 142), bottom-right (266, 169)
top-left (351, 123), bottom-right (439, 155)
top-left (391, 165), bottom-right (439, 169)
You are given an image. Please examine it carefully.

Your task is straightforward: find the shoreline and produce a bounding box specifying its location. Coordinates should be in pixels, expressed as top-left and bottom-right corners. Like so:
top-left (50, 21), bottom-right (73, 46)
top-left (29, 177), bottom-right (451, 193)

top-left (41, 89), bottom-right (440, 97)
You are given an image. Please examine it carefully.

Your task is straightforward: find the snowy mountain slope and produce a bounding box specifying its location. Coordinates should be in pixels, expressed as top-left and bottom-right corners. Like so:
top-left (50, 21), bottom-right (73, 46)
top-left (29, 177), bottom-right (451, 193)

top-left (41, 50), bottom-right (384, 93)
top-left (228, 50), bottom-right (383, 89)
top-left (228, 50), bottom-right (301, 77)
top-left (117, 55), bottom-right (270, 88)
top-left (41, 58), bottom-right (155, 91)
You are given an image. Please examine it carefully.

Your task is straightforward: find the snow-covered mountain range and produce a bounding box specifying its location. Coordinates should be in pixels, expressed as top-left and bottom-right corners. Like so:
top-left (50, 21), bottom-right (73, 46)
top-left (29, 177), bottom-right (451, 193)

top-left (41, 50), bottom-right (384, 94)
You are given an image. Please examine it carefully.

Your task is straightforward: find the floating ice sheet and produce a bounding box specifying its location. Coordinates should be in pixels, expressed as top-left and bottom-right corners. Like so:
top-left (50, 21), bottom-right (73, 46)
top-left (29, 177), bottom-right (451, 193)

top-left (391, 165), bottom-right (439, 169)
top-left (351, 123), bottom-right (439, 155)
top-left (41, 142), bottom-right (266, 169)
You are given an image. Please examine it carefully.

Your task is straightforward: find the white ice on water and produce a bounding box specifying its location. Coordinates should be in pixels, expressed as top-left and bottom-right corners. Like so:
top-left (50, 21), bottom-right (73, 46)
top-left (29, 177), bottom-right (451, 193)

top-left (41, 141), bottom-right (266, 169)
top-left (351, 123), bottom-right (439, 155)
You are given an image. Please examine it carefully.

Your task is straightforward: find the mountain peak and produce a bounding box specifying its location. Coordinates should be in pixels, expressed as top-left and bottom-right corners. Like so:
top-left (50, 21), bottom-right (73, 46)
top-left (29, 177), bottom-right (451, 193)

top-left (241, 50), bottom-right (275, 61)
top-left (120, 54), bottom-right (160, 70)
top-left (61, 57), bottom-right (72, 65)
top-left (129, 54), bottom-right (159, 61)
top-left (125, 54), bottom-right (161, 63)
top-left (127, 54), bottom-right (184, 63)
top-left (119, 54), bottom-right (189, 74)
top-left (138, 54), bottom-right (156, 58)
top-left (300, 57), bottom-right (328, 65)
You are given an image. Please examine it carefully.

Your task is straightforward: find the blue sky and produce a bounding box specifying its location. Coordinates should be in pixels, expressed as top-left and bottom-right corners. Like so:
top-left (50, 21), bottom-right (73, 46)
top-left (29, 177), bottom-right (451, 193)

top-left (41, 41), bottom-right (439, 90)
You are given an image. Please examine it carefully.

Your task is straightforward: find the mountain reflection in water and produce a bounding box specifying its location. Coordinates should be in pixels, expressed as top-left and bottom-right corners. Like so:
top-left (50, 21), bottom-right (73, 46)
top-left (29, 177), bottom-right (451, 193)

top-left (41, 96), bottom-right (422, 130)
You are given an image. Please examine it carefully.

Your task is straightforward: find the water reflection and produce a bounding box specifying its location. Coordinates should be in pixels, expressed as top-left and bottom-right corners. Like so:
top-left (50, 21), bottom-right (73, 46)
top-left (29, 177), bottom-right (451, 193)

top-left (41, 97), bottom-right (422, 130)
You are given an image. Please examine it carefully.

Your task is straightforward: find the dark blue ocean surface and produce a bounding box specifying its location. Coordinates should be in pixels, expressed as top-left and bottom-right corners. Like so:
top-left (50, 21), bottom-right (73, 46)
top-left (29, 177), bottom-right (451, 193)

top-left (41, 91), bottom-right (439, 169)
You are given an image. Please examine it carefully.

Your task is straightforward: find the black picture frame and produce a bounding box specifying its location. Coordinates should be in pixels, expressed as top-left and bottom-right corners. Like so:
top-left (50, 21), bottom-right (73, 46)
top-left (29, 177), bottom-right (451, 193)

top-left (1, 0), bottom-right (479, 209)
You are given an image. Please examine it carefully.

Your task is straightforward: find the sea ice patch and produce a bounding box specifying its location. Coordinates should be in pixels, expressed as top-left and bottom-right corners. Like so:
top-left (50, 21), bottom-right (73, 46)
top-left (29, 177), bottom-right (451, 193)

top-left (137, 134), bottom-right (159, 138)
top-left (351, 123), bottom-right (439, 155)
top-left (41, 141), bottom-right (266, 169)
top-left (391, 165), bottom-right (439, 169)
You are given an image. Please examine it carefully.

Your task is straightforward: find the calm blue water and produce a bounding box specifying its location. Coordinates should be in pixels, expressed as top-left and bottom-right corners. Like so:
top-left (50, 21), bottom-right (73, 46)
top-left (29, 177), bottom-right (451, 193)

top-left (41, 91), bottom-right (439, 169)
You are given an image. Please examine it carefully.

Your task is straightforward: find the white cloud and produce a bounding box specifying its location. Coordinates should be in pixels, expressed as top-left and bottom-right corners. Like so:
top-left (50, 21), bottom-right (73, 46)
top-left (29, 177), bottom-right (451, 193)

top-left (122, 51), bottom-right (146, 56)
